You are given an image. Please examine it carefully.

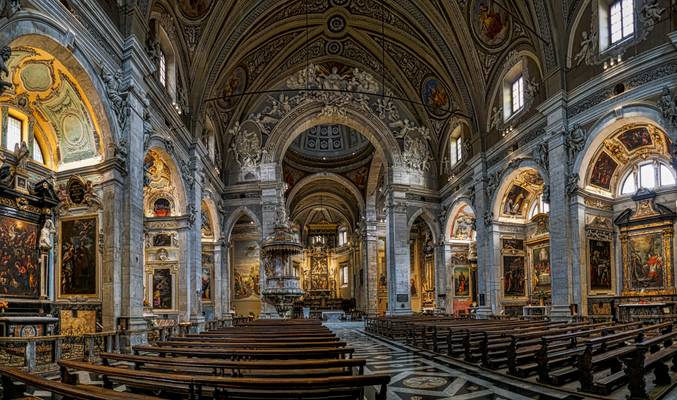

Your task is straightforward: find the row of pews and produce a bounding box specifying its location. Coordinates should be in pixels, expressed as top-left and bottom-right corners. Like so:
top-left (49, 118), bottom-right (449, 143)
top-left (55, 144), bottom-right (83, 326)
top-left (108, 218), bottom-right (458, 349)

top-left (0, 319), bottom-right (390, 400)
top-left (366, 315), bottom-right (677, 399)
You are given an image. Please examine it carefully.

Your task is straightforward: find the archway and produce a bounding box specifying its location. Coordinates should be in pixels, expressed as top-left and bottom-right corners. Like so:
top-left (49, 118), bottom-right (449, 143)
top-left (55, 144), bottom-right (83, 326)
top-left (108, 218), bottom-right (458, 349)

top-left (492, 167), bottom-right (550, 316)
top-left (576, 120), bottom-right (676, 317)
top-left (445, 200), bottom-right (476, 315)
top-left (142, 147), bottom-right (188, 318)
top-left (228, 213), bottom-right (262, 318)
top-left (409, 215), bottom-right (436, 312)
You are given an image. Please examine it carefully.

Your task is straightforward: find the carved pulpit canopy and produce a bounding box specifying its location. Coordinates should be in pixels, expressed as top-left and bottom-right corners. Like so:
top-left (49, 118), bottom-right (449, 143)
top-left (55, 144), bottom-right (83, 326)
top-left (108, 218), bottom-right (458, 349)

top-left (614, 189), bottom-right (675, 227)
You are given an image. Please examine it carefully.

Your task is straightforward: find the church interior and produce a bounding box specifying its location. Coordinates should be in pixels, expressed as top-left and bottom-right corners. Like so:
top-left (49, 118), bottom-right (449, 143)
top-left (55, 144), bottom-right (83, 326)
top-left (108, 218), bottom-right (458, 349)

top-left (0, 0), bottom-right (676, 399)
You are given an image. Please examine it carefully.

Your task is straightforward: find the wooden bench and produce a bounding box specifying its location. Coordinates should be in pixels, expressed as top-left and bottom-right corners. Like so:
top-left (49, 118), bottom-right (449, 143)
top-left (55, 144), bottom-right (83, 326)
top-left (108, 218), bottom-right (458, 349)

top-left (577, 322), bottom-right (673, 394)
top-left (170, 336), bottom-right (340, 343)
top-left (0, 366), bottom-right (161, 400)
top-left (100, 352), bottom-right (366, 377)
top-left (533, 321), bottom-right (645, 385)
top-left (153, 340), bottom-right (347, 349)
top-left (134, 344), bottom-right (355, 360)
top-left (613, 329), bottom-right (677, 399)
top-left (59, 359), bottom-right (390, 400)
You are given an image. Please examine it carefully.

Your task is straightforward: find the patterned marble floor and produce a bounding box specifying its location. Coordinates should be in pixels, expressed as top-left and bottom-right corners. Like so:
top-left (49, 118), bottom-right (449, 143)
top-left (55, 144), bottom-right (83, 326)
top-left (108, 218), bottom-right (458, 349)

top-left (327, 322), bottom-right (593, 400)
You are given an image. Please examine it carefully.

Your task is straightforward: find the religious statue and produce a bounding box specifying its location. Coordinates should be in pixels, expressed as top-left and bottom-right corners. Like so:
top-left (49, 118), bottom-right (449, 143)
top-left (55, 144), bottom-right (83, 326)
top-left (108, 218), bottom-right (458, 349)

top-left (640, 0), bottom-right (665, 40)
top-left (533, 141), bottom-right (549, 172)
top-left (489, 106), bottom-right (502, 131)
top-left (0, 46), bottom-right (11, 96)
top-left (39, 219), bottom-right (56, 251)
top-left (101, 68), bottom-right (127, 128)
top-left (574, 31), bottom-right (595, 66)
top-left (657, 87), bottom-right (677, 129)
top-left (565, 124), bottom-right (586, 167)
top-left (13, 141), bottom-right (29, 170)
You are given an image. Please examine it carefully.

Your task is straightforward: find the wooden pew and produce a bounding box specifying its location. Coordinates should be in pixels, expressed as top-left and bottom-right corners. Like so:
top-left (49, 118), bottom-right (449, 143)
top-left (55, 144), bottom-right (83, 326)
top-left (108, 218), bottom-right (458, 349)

top-left (152, 340), bottom-right (347, 349)
top-left (506, 322), bottom-right (611, 376)
top-left (100, 352), bottom-right (366, 377)
top-left (0, 366), bottom-right (161, 400)
top-left (589, 328), bottom-right (677, 397)
top-left (134, 344), bottom-right (355, 359)
top-left (59, 359), bottom-right (390, 400)
top-left (576, 322), bottom-right (673, 394)
top-left (170, 335), bottom-right (340, 344)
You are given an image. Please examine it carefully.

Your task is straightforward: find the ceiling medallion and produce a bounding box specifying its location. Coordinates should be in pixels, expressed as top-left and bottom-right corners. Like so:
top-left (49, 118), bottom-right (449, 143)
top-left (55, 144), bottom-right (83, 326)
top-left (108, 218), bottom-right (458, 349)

top-left (327, 14), bottom-right (346, 33)
top-left (326, 41), bottom-right (343, 55)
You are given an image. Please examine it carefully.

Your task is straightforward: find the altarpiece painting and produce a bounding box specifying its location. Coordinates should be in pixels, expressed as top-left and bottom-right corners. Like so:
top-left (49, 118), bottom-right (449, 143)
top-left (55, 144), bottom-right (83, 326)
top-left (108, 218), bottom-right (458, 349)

top-left (0, 215), bottom-right (39, 298)
top-left (58, 216), bottom-right (98, 297)
top-left (502, 238), bottom-right (525, 298)
top-left (615, 190), bottom-right (674, 296)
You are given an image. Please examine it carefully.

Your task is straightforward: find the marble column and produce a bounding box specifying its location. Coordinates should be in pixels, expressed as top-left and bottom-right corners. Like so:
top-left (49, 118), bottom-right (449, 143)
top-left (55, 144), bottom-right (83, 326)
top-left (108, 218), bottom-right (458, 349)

top-left (118, 38), bottom-right (151, 347)
top-left (100, 174), bottom-right (124, 331)
top-left (442, 242), bottom-right (453, 314)
top-left (364, 220), bottom-right (378, 315)
top-left (473, 163), bottom-right (498, 317)
top-left (188, 160), bottom-right (205, 331)
top-left (435, 241), bottom-right (447, 313)
top-left (386, 193), bottom-right (411, 315)
top-left (542, 95), bottom-right (573, 320)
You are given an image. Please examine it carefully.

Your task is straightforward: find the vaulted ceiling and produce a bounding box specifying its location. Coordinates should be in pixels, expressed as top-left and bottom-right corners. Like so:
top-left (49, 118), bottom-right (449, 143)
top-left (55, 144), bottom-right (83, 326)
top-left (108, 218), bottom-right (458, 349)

top-left (144, 0), bottom-right (560, 155)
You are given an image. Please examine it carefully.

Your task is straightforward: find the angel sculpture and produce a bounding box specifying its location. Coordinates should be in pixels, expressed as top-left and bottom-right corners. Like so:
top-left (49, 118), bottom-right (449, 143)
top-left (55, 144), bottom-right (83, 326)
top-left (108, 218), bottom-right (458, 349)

top-left (0, 46), bottom-right (11, 95)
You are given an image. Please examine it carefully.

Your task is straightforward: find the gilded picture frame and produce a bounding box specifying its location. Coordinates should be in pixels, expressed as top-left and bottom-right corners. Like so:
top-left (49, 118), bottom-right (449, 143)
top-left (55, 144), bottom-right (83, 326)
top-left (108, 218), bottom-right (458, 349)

top-left (619, 226), bottom-right (674, 296)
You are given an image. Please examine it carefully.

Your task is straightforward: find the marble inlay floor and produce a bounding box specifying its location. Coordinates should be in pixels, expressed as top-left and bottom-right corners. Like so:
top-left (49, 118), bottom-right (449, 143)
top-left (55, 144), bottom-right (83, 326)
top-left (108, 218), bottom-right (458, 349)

top-left (328, 322), bottom-right (593, 400)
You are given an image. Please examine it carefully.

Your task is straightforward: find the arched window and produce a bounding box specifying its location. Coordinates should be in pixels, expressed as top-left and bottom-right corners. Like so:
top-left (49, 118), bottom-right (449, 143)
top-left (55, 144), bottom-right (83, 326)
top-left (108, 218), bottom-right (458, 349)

top-left (159, 50), bottom-right (167, 87)
top-left (528, 193), bottom-right (550, 219)
top-left (449, 135), bottom-right (462, 167)
top-left (337, 227), bottom-right (348, 247)
top-left (619, 160), bottom-right (676, 195)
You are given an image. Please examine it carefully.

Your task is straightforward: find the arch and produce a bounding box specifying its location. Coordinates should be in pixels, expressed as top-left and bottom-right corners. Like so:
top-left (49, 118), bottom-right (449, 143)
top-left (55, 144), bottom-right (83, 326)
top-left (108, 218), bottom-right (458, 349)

top-left (2, 23), bottom-right (120, 153)
top-left (491, 166), bottom-right (547, 220)
top-left (264, 101), bottom-right (399, 170)
top-left (575, 104), bottom-right (673, 185)
top-left (407, 208), bottom-right (441, 243)
top-left (445, 198), bottom-right (476, 241)
top-left (143, 146), bottom-right (188, 216)
top-left (291, 195), bottom-right (356, 228)
top-left (286, 172), bottom-right (365, 214)
top-left (488, 158), bottom-right (549, 212)
top-left (223, 206), bottom-right (262, 242)
top-left (201, 197), bottom-right (221, 240)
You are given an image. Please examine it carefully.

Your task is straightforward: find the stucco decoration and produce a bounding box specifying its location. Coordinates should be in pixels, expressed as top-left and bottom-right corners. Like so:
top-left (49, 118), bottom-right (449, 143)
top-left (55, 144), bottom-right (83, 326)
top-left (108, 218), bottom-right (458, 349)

top-left (3, 47), bottom-right (102, 166)
top-left (228, 121), bottom-right (264, 172)
top-left (244, 63), bottom-right (428, 154)
top-left (100, 68), bottom-right (127, 130)
top-left (0, 0), bottom-right (20, 19)
top-left (657, 86), bottom-right (677, 130)
top-left (0, 46), bottom-right (11, 95)
top-left (402, 134), bottom-right (433, 172)
top-left (573, 30), bottom-right (597, 67)
top-left (639, 0), bottom-right (665, 41)
top-left (565, 124), bottom-right (587, 170)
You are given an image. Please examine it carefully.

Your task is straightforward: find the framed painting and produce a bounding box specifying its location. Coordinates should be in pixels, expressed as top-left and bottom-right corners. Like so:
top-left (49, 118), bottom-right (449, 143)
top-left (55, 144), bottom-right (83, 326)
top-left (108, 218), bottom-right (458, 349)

top-left (618, 127), bottom-right (652, 151)
top-left (58, 215), bottom-right (98, 298)
top-left (502, 238), bottom-right (524, 251)
top-left (529, 243), bottom-right (551, 293)
top-left (590, 152), bottom-right (618, 190)
top-left (502, 185), bottom-right (529, 216)
top-left (589, 239), bottom-right (612, 291)
top-left (503, 255), bottom-right (526, 297)
top-left (201, 251), bottom-right (213, 302)
top-left (622, 230), bottom-right (672, 294)
top-left (453, 267), bottom-right (470, 297)
top-left (152, 268), bottom-right (173, 310)
top-left (0, 215), bottom-right (40, 298)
